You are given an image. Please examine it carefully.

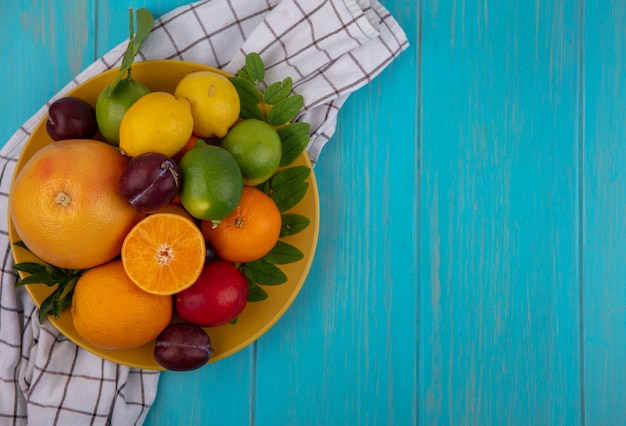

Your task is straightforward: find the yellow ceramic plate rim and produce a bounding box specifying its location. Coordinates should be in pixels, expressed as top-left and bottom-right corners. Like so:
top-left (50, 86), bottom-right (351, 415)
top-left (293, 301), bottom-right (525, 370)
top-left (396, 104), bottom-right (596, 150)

top-left (7, 60), bottom-right (320, 370)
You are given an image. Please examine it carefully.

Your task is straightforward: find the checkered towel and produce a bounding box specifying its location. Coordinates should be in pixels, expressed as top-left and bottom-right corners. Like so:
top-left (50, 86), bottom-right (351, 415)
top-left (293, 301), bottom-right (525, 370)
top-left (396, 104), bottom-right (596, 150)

top-left (0, 0), bottom-right (408, 424)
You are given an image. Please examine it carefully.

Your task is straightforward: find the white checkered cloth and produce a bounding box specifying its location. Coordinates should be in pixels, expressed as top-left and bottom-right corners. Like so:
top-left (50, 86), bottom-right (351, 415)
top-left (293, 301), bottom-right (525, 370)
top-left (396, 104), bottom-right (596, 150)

top-left (0, 0), bottom-right (408, 424)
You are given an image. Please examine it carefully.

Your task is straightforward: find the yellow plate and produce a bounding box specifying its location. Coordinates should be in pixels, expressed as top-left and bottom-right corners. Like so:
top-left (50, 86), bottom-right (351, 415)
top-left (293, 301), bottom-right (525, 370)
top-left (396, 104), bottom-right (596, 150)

top-left (7, 60), bottom-right (320, 370)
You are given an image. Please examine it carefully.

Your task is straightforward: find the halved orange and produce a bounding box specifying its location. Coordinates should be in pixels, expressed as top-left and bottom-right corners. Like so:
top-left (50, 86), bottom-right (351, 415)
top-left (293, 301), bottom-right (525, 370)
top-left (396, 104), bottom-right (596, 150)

top-left (121, 213), bottom-right (206, 295)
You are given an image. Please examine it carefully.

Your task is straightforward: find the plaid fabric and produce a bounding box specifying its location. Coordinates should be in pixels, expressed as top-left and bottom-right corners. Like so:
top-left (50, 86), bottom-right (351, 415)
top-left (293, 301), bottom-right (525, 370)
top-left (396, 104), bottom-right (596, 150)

top-left (0, 0), bottom-right (408, 423)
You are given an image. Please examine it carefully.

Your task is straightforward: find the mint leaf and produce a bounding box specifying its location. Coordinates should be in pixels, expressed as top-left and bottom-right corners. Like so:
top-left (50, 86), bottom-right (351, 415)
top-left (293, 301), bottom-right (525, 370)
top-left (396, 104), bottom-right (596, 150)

top-left (244, 52), bottom-right (265, 82)
top-left (59, 276), bottom-right (78, 301)
top-left (239, 102), bottom-right (265, 121)
top-left (12, 245), bottom-right (85, 322)
top-left (267, 95), bottom-right (304, 126)
top-left (244, 260), bottom-right (287, 285)
top-left (39, 294), bottom-right (55, 323)
top-left (264, 77), bottom-right (293, 105)
top-left (237, 68), bottom-right (252, 82)
top-left (280, 214), bottom-right (311, 237)
top-left (278, 122), bottom-right (311, 166)
top-left (247, 281), bottom-right (269, 302)
top-left (228, 77), bottom-right (260, 105)
top-left (16, 273), bottom-right (67, 287)
top-left (271, 166), bottom-right (311, 189)
top-left (271, 181), bottom-right (309, 212)
top-left (12, 262), bottom-right (49, 275)
top-left (109, 8), bottom-right (155, 93)
top-left (132, 8), bottom-right (154, 52)
top-left (13, 240), bottom-right (28, 250)
top-left (262, 241), bottom-right (304, 264)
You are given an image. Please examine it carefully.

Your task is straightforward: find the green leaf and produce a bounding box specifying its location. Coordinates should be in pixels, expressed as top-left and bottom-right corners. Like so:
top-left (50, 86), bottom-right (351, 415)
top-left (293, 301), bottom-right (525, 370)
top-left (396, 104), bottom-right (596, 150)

top-left (52, 288), bottom-right (64, 319)
top-left (59, 276), bottom-right (78, 301)
top-left (271, 181), bottom-right (308, 212)
top-left (280, 214), bottom-right (311, 237)
top-left (255, 180), bottom-right (272, 195)
top-left (109, 8), bottom-right (155, 93)
top-left (239, 102), bottom-right (265, 121)
top-left (244, 260), bottom-right (287, 285)
top-left (264, 77), bottom-right (293, 104)
top-left (262, 241), bottom-right (304, 265)
top-left (16, 273), bottom-right (65, 287)
top-left (237, 68), bottom-right (252, 82)
top-left (272, 166), bottom-right (311, 189)
top-left (278, 122), bottom-right (311, 166)
top-left (267, 95), bottom-right (304, 127)
top-left (278, 121), bottom-right (310, 139)
top-left (12, 262), bottom-right (49, 275)
top-left (269, 166), bottom-right (311, 212)
top-left (228, 77), bottom-right (260, 105)
top-left (12, 240), bottom-right (28, 250)
top-left (132, 8), bottom-right (155, 53)
top-left (244, 52), bottom-right (265, 82)
top-left (247, 280), bottom-right (269, 301)
top-left (38, 293), bottom-right (55, 323)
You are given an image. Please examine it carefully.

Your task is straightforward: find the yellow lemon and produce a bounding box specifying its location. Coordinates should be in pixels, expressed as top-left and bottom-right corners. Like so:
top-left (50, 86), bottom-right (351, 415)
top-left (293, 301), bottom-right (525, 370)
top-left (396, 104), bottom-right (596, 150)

top-left (119, 91), bottom-right (194, 157)
top-left (174, 71), bottom-right (240, 138)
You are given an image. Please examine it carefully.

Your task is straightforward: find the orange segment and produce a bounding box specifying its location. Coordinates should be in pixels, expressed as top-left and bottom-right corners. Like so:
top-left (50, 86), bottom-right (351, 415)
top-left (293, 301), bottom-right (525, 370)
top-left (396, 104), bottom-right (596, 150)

top-left (121, 213), bottom-right (206, 295)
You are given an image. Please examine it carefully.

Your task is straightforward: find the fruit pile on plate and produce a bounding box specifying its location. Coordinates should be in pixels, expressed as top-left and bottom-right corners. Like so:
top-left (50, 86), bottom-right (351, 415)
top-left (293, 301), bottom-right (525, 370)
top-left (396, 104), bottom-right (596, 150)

top-left (9, 49), bottom-right (316, 371)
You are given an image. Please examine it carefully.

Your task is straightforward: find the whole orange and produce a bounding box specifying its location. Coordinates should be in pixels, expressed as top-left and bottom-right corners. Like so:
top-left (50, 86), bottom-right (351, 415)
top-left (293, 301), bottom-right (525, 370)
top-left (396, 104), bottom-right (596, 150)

top-left (9, 139), bottom-right (145, 269)
top-left (201, 186), bottom-right (282, 263)
top-left (71, 259), bottom-right (172, 350)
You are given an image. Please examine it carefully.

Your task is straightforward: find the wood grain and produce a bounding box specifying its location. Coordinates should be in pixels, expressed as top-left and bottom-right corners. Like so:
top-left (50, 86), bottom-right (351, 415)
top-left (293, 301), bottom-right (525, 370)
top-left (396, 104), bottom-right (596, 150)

top-left (421, 1), bottom-right (582, 424)
top-left (3, 0), bottom-right (626, 424)
top-left (0, 1), bottom-right (95, 144)
top-left (583, 1), bottom-right (626, 423)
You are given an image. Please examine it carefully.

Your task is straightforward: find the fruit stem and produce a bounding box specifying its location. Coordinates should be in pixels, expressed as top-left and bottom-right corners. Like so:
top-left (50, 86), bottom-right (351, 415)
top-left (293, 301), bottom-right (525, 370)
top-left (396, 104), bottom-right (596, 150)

top-left (54, 191), bottom-right (71, 207)
top-left (127, 8), bottom-right (135, 81)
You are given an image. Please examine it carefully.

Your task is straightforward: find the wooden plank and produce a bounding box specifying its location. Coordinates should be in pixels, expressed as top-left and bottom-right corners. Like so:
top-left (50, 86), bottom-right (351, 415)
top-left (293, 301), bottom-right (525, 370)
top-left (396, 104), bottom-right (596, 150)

top-left (145, 351), bottom-right (254, 424)
top-left (0, 1), bottom-right (96, 143)
top-left (92, 2), bottom-right (256, 424)
top-left (420, 1), bottom-right (583, 423)
top-left (582, 1), bottom-right (626, 423)
top-left (94, 0), bottom-right (191, 56)
top-left (252, 1), bottom-right (419, 424)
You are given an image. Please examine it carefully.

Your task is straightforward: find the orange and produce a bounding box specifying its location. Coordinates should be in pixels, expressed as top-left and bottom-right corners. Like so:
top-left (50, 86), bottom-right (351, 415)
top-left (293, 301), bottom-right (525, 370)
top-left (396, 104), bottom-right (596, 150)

top-left (201, 186), bottom-right (281, 263)
top-left (9, 139), bottom-right (145, 270)
top-left (71, 259), bottom-right (172, 350)
top-left (121, 213), bottom-right (206, 295)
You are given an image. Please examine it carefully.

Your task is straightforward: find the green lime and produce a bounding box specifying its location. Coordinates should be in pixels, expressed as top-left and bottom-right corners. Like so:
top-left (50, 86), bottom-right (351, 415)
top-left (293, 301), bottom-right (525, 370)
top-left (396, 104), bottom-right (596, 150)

top-left (96, 78), bottom-right (151, 145)
top-left (178, 142), bottom-right (243, 225)
top-left (220, 119), bottom-right (282, 186)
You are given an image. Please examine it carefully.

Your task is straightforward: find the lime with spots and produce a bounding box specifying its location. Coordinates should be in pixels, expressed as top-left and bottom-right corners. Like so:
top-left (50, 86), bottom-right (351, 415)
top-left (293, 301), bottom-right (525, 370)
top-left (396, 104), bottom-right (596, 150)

top-left (220, 119), bottom-right (282, 186)
top-left (178, 142), bottom-right (243, 226)
top-left (96, 79), bottom-right (151, 145)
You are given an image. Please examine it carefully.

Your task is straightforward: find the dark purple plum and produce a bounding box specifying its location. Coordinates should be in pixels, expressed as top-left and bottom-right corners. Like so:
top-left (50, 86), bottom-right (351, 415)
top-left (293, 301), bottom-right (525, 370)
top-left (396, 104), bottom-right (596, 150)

top-left (46, 96), bottom-right (98, 140)
top-left (119, 153), bottom-right (180, 213)
top-left (154, 323), bottom-right (214, 371)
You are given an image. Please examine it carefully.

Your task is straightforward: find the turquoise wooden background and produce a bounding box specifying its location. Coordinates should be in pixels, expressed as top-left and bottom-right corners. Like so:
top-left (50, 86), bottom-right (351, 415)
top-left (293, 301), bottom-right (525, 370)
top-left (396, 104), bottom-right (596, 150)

top-left (2, 0), bottom-right (625, 424)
